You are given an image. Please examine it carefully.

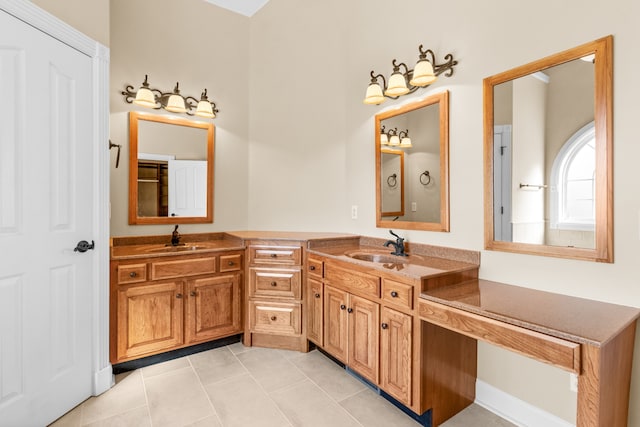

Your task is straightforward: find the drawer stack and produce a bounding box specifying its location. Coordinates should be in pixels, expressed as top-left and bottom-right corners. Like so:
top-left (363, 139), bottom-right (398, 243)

top-left (245, 240), bottom-right (307, 351)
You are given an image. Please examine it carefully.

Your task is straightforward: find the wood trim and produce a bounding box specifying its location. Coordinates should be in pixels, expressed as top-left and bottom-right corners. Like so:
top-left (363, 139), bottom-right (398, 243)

top-left (483, 35), bottom-right (613, 263)
top-left (128, 111), bottom-right (215, 225)
top-left (376, 90), bottom-right (450, 232)
top-left (418, 299), bottom-right (580, 373)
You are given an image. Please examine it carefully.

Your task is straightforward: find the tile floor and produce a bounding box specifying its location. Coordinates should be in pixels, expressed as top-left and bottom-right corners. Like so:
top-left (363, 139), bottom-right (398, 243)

top-left (51, 343), bottom-right (516, 427)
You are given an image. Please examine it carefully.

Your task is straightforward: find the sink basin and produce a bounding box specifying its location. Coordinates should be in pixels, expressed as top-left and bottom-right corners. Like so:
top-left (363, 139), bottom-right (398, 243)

top-left (347, 252), bottom-right (407, 264)
top-left (147, 245), bottom-right (205, 253)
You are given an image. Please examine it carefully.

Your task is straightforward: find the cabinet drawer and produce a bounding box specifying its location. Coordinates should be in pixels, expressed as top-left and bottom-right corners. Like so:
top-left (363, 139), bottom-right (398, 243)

top-left (220, 253), bottom-right (242, 272)
top-left (249, 245), bottom-right (302, 265)
top-left (325, 263), bottom-right (380, 298)
top-left (151, 257), bottom-right (217, 280)
top-left (250, 267), bottom-right (301, 299)
top-left (249, 301), bottom-right (301, 336)
top-left (307, 257), bottom-right (324, 279)
top-left (116, 263), bottom-right (147, 284)
top-left (382, 279), bottom-right (413, 310)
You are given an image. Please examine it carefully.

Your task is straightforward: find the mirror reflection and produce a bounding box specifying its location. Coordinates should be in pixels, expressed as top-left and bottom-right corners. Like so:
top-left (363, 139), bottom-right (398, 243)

top-left (376, 91), bottom-right (450, 231)
top-left (484, 36), bottom-right (612, 262)
top-left (129, 112), bottom-right (214, 225)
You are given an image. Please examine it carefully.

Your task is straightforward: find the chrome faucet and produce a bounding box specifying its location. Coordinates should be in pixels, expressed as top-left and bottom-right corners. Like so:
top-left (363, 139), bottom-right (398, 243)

top-left (170, 225), bottom-right (181, 246)
top-left (384, 230), bottom-right (407, 256)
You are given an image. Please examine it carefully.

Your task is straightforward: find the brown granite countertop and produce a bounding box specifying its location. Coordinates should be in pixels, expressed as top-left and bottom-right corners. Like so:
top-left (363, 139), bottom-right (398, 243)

top-left (225, 230), bottom-right (356, 242)
top-left (420, 279), bottom-right (640, 347)
top-left (308, 236), bottom-right (480, 281)
top-left (110, 233), bottom-right (245, 260)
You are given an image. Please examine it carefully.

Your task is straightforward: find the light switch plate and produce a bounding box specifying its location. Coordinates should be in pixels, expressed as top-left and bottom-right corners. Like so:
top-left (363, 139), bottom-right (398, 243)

top-left (351, 205), bottom-right (358, 219)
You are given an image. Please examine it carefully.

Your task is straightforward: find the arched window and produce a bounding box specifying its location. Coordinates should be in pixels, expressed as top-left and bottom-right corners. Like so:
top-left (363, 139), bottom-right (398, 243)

top-left (550, 121), bottom-right (595, 231)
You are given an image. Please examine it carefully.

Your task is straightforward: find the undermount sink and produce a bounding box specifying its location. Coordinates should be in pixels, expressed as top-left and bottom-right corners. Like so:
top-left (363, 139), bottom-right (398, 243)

top-left (347, 252), bottom-right (408, 264)
top-left (147, 245), bottom-right (205, 253)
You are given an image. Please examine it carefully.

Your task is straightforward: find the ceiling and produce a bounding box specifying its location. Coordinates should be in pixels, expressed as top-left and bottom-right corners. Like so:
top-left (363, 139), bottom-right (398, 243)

top-left (202, 0), bottom-right (270, 17)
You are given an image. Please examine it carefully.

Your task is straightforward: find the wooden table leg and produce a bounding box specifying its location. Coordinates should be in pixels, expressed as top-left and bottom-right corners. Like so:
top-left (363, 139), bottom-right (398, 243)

top-left (577, 322), bottom-right (636, 427)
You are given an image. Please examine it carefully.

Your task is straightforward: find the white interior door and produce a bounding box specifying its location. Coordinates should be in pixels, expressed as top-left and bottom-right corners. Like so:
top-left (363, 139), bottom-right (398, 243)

top-left (0, 8), bottom-right (95, 426)
top-left (168, 160), bottom-right (208, 217)
top-left (493, 125), bottom-right (513, 241)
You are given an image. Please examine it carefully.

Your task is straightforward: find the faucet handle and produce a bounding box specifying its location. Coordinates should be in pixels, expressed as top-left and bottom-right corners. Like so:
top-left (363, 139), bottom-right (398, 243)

top-left (389, 229), bottom-right (403, 241)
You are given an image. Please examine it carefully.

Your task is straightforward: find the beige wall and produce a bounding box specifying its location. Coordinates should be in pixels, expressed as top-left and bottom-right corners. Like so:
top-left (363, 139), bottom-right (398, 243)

top-left (109, 0), bottom-right (250, 236)
top-left (30, 0), bottom-right (109, 46)
top-left (249, 0), bottom-right (640, 424)
top-left (38, 0), bottom-right (640, 424)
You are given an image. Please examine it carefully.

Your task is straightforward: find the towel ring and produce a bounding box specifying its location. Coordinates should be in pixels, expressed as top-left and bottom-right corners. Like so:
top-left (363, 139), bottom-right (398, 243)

top-left (387, 174), bottom-right (397, 187)
top-left (420, 171), bottom-right (431, 185)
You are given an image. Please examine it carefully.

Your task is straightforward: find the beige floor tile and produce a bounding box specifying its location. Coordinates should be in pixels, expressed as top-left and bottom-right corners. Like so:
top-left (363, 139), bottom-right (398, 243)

top-left (270, 379), bottom-right (361, 427)
top-left (81, 371), bottom-right (147, 425)
top-left (184, 415), bottom-right (223, 427)
top-left (440, 404), bottom-right (517, 427)
top-left (236, 347), bottom-right (306, 392)
top-left (290, 350), bottom-right (367, 402)
top-left (227, 341), bottom-right (254, 355)
top-left (189, 346), bottom-right (247, 386)
top-left (141, 356), bottom-right (191, 379)
top-left (145, 367), bottom-right (214, 427)
top-left (83, 406), bottom-right (151, 427)
top-left (49, 402), bottom-right (83, 427)
top-left (339, 388), bottom-right (420, 427)
top-left (204, 374), bottom-right (290, 427)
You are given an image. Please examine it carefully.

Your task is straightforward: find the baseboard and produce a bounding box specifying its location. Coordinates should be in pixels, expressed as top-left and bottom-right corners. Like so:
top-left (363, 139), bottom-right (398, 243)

top-left (475, 380), bottom-right (575, 427)
top-left (93, 364), bottom-right (114, 396)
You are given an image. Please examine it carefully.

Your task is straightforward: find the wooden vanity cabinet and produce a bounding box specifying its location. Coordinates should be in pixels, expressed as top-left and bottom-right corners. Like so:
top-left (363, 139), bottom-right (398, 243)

top-left (306, 255), bottom-right (324, 346)
top-left (245, 240), bottom-right (307, 351)
top-left (110, 251), bottom-right (243, 364)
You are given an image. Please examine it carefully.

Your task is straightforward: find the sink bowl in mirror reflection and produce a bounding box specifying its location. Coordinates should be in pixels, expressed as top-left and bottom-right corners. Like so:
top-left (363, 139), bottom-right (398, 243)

top-left (346, 252), bottom-right (408, 264)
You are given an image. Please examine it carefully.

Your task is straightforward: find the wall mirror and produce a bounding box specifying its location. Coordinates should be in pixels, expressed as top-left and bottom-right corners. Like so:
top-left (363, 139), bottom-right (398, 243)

top-left (128, 111), bottom-right (214, 224)
top-left (376, 91), bottom-right (450, 231)
top-left (483, 36), bottom-right (612, 262)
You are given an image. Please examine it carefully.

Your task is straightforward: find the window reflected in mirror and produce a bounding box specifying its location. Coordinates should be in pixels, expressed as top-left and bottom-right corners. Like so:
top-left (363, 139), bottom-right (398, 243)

top-left (484, 36), bottom-right (612, 262)
top-left (376, 91), bottom-right (449, 232)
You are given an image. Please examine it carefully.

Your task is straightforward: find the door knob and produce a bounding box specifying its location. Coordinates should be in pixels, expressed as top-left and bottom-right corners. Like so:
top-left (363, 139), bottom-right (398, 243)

top-left (74, 240), bottom-right (95, 253)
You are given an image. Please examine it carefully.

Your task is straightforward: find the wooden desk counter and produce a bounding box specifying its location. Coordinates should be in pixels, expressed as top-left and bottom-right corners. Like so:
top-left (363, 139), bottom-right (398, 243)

top-left (419, 279), bottom-right (640, 427)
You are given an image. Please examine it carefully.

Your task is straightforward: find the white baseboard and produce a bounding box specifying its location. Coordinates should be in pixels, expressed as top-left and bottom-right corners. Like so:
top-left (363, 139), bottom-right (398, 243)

top-left (93, 365), bottom-right (114, 396)
top-left (475, 380), bottom-right (575, 427)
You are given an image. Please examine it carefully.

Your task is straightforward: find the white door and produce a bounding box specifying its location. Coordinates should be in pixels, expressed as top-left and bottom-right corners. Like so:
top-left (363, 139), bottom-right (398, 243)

top-left (493, 125), bottom-right (512, 241)
top-left (0, 8), bottom-right (95, 426)
top-left (168, 160), bottom-right (208, 217)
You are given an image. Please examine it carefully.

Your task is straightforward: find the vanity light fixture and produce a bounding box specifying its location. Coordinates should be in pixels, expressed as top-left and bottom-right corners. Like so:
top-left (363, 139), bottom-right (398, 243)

top-left (380, 125), bottom-right (389, 145)
top-left (363, 44), bottom-right (457, 105)
top-left (387, 128), bottom-right (400, 146)
top-left (381, 127), bottom-right (412, 148)
top-left (398, 130), bottom-right (412, 148)
top-left (122, 75), bottom-right (219, 119)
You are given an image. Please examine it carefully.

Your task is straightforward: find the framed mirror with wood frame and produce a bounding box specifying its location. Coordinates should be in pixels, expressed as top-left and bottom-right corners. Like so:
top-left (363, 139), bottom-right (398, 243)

top-left (483, 36), bottom-right (612, 262)
top-left (128, 111), bottom-right (215, 225)
top-left (376, 91), bottom-right (450, 232)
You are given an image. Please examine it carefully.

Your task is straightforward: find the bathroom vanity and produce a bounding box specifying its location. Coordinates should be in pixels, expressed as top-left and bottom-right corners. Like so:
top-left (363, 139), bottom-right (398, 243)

top-left (109, 230), bottom-right (639, 426)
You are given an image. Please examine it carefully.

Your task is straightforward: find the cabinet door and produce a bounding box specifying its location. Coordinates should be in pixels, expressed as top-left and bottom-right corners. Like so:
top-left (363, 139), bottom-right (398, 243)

top-left (117, 281), bottom-right (184, 361)
top-left (306, 278), bottom-right (323, 346)
top-left (323, 285), bottom-right (348, 363)
top-left (380, 306), bottom-right (413, 406)
top-left (348, 295), bottom-right (380, 384)
top-left (186, 274), bottom-right (241, 344)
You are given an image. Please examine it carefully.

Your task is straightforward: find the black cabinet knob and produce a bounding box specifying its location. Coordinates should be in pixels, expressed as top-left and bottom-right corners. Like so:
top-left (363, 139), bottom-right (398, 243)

top-left (347, 308), bottom-right (353, 313)
top-left (314, 293), bottom-right (320, 298)
top-left (391, 291), bottom-right (398, 298)
top-left (340, 304), bottom-right (346, 310)
top-left (129, 272), bottom-right (137, 278)
top-left (381, 323), bottom-right (389, 330)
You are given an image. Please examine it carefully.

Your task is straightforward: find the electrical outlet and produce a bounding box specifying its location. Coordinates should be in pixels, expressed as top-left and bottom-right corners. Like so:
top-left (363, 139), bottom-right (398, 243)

top-left (351, 205), bottom-right (358, 219)
top-left (569, 373), bottom-right (578, 392)
top-left (411, 202), bottom-right (417, 212)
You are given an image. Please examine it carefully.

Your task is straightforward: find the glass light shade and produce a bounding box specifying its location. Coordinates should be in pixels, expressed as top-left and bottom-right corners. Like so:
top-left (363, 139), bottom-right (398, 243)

top-left (409, 60), bottom-right (436, 86)
top-left (133, 87), bottom-right (156, 108)
top-left (380, 133), bottom-right (389, 145)
top-left (389, 135), bottom-right (400, 146)
top-left (195, 100), bottom-right (215, 118)
top-left (165, 94), bottom-right (187, 113)
top-left (399, 137), bottom-right (412, 148)
top-left (363, 82), bottom-right (385, 104)
top-left (385, 72), bottom-right (410, 97)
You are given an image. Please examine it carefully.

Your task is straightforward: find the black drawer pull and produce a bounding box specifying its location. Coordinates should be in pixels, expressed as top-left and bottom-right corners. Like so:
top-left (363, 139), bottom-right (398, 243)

top-left (381, 323), bottom-right (389, 330)
top-left (314, 293), bottom-right (320, 298)
top-left (390, 291), bottom-right (398, 298)
top-left (270, 281), bottom-right (278, 287)
top-left (270, 253), bottom-right (278, 258)
top-left (190, 291), bottom-right (196, 297)
top-left (347, 307), bottom-right (353, 313)
top-left (129, 272), bottom-right (137, 278)
top-left (228, 261), bottom-right (235, 266)
top-left (309, 265), bottom-right (316, 270)
top-left (270, 316), bottom-right (277, 321)
top-left (176, 293), bottom-right (183, 299)
top-left (340, 304), bottom-right (346, 310)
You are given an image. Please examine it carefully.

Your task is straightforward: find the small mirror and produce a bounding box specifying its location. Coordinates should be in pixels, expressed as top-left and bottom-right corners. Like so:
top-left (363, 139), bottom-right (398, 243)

top-left (484, 36), bottom-right (612, 262)
top-left (128, 111), bottom-right (214, 224)
top-left (376, 91), bottom-right (450, 231)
